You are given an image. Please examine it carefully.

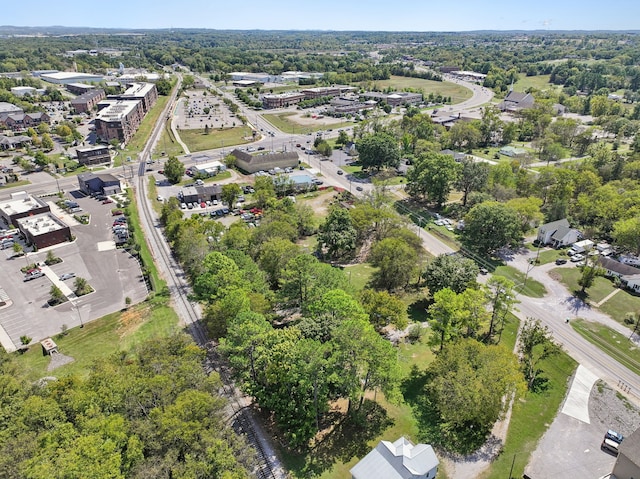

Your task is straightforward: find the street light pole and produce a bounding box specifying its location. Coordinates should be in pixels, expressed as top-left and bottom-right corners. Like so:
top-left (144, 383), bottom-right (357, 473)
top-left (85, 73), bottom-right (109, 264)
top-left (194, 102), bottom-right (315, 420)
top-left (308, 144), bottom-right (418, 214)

top-left (74, 301), bottom-right (84, 328)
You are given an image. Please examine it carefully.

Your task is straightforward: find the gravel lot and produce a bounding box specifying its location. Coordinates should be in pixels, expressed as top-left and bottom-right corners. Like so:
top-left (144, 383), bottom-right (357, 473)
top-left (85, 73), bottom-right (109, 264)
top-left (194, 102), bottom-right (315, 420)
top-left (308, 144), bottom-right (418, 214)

top-left (525, 380), bottom-right (640, 478)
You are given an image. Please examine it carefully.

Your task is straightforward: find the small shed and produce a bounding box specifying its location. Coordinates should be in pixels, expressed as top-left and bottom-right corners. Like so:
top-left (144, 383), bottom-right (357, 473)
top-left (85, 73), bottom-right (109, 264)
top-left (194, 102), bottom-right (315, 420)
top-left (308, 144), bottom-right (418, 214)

top-left (40, 337), bottom-right (58, 356)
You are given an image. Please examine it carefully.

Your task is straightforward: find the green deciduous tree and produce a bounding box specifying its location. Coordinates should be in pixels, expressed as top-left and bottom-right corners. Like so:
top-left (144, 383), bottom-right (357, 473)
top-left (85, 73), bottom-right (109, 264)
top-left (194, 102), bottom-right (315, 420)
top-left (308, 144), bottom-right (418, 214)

top-left (423, 254), bottom-right (479, 295)
top-left (456, 158), bottom-right (489, 207)
top-left (164, 156), bottom-right (185, 184)
top-left (369, 237), bottom-right (418, 291)
top-left (221, 183), bottom-right (242, 209)
top-left (485, 275), bottom-right (518, 342)
top-left (41, 133), bottom-right (54, 151)
top-left (612, 216), bottom-right (640, 255)
top-left (462, 202), bottom-right (521, 256)
top-left (359, 289), bottom-right (408, 332)
top-left (356, 132), bottom-right (400, 171)
top-left (406, 152), bottom-right (461, 206)
top-left (518, 318), bottom-right (560, 390)
top-left (318, 207), bottom-right (357, 260)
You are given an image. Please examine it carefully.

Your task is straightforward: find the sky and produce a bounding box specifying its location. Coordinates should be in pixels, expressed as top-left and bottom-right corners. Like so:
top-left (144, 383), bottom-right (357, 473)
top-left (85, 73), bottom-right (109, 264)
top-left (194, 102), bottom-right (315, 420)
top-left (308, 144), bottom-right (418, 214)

top-left (4, 0), bottom-right (640, 32)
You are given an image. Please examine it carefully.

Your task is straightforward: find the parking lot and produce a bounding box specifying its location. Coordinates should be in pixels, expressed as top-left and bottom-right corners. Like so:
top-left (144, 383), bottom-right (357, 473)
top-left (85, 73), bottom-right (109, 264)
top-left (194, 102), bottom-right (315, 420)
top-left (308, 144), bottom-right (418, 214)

top-left (175, 89), bottom-right (238, 130)
top-left (0, 190), bottom-right (148, 350)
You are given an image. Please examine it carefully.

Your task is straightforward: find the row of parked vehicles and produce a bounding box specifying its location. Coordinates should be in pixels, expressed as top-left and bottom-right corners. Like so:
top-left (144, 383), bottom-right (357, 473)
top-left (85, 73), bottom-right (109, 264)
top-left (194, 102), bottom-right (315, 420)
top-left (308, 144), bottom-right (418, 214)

top-left (601, 429), bottom-right (624, 455)
top-left (112, 215), bottom-right (129, 245)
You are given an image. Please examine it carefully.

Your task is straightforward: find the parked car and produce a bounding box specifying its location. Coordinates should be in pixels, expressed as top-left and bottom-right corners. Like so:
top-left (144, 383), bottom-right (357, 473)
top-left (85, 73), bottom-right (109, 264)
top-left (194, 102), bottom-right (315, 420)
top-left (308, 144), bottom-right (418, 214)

top-left (337, 170), bottom-right (344, 175)
top-left (59, 273), bottom-right (76, 281)
top-left (570, 254), bottom-right (585, 262)
top-left (356, 186), bottom-right (363, 191)
top-left (180, 203), bottom-right (187, 209)
top-left (24, 269), bottom-right (44, 281)
top-left (112, 210), bottom-right (124, 216)
top-left (605, 430), bottom-right (624, 444)
top-left (555, 258), bottom-right (568, 265)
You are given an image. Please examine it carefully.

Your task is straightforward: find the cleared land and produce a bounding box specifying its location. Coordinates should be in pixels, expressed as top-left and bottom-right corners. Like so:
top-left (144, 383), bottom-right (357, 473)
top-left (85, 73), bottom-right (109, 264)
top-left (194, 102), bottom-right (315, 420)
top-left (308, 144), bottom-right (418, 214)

top-left (362, 76), bottom-right (473, 104)
top-left (513, 74), bottom-right (559, 92)
top-left (262, 111), bottom-right (353, 134)
top-left (179, 126), bottom-right (254, 152)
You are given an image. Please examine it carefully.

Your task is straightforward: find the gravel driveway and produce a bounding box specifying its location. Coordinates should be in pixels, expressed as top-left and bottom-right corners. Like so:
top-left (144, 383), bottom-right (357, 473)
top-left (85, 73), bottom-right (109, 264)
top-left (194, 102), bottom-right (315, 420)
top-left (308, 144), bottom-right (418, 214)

top-left (525, 380), bottom-right (640, 478)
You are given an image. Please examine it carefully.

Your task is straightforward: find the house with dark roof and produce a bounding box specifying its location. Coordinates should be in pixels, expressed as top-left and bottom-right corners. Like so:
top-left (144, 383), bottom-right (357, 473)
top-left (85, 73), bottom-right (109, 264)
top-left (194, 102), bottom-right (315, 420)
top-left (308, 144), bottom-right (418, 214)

top-left (231, 149), bottom-right (299, 174)
top-left (350, 437), bottom-right (439, 479)
top-left (537, 218), bottom-right (581, 247)
top-left (2, 112), bottom-right (50, 131)
top-left (0, 135), bottom-right (31, 150)
top-left (597, 257), bottom-right (640, 292)
top-left (612, 427), bottom-right (640, 479)
top-left (498, 91), bottom-right (535, 112)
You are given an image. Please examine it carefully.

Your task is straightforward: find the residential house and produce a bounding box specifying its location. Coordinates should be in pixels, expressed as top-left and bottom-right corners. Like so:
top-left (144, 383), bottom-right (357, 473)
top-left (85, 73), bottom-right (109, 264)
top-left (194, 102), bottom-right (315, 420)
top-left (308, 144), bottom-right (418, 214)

top-left (612, 427), bottom-right (640, 479)
top-left (537, 218), bottom-right (581, 247)
top-left (597, 257), bottom-right (640, 292)
top-left (0, 102), bottom-right (23, 123)
top-left (499, 146), bottom-right (528, 158)
top-left (350, 437), bottom-right (439, 479)
top-left (498, 91), bottom-right (535, 112)
top-left (440, 149), bottom-right (468, 162)
top-left (2, 112), bottom-right (50, 131)
top-left (0, 135), bottom-right (31, 150)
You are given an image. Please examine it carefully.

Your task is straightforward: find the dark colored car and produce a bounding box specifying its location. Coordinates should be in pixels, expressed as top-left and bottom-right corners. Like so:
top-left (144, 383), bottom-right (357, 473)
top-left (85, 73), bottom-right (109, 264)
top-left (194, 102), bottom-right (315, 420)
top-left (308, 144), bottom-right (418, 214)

top-left (555, 258), bottom-right (568, 265)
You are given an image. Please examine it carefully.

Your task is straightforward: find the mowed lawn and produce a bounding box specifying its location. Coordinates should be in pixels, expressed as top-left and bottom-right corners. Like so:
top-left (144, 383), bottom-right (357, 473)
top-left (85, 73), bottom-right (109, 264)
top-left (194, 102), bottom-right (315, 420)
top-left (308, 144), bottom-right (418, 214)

top-left (262, 112), bottom-right (353, 134)
top-left (179, 126), bottom-right (254, 152)
top-left (513, 74), bottom-right (558, 92)
top-left (15, 297), bottom-right (180, 381)
top-left (362, 76), bottom-right (473, 104)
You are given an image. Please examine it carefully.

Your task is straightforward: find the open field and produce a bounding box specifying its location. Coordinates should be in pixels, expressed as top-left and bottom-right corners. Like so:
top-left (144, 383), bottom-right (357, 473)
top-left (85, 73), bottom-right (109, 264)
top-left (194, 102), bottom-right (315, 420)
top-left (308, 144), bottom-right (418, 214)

top-left (179, 126), bottom-right (253, 152)
top-left (262, 112), bottom-right (353, 134)
top-left (494, 265), bottom-right (547, 298)
top-left (361, 76), bottom-right (473, 104)
top-left (15, 297), bottom-right (180, 381)
top-left (513, 74), bottom-right (559, 92)
top-left (153, 122), bottom-right (185, 159)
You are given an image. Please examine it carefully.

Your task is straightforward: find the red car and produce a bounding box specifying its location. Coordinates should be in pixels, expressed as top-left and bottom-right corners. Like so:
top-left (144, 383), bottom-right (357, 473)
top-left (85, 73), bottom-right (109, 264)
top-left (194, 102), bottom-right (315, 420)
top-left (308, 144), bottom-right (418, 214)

top-left (200, 202), bottom-right (206, 208)
top-left (102, 199), bottom-right (113, 204)
top-left (112, 210), bottom-right (124, 216)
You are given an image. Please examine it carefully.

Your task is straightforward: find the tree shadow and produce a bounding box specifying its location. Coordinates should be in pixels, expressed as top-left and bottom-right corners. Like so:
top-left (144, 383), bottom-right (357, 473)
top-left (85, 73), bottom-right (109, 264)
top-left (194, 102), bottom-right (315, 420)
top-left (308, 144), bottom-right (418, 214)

top-left (299, 400), bottom-right (393, 476)
top-left (401, 365), bottom-right (493, 455)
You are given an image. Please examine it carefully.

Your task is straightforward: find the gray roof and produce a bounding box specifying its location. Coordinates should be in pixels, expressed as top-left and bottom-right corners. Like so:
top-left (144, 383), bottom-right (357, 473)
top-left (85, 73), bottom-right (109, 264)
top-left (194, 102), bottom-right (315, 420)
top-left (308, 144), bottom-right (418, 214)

top-left (550, 225), bottom-right (573, 242)
top-left (231, 149), bottom-right (298, 165)
top-left (350, 437), bottom-right (439, 479)
top-left (598, 257), bottom-right (640, 276)
top-left (618, 427), bottom-right (640, 467)
top-left (539, 218), bottom-right (570, 235)
top-left (0, 102), bottom-right (22, 113)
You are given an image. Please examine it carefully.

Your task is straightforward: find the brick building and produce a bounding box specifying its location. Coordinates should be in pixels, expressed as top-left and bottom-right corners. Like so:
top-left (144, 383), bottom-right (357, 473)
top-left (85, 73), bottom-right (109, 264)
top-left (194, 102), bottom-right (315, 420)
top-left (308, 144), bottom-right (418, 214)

top-left (76, 146), bottom-right (111, 166)
top-left (71, 89), bottom-right (106, 113)
top-left (94, 100), bottom-right (144, 144)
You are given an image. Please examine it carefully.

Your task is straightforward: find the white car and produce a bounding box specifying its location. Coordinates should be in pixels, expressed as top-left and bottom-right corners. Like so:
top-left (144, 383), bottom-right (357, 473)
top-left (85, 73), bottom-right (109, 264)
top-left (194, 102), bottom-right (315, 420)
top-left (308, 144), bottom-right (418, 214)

top-left (156, 195), bottom-right (164, 202)
top-left (570, 254), bottom-right (585, 262)
top-left (59, 273), bottom-right (76, 281)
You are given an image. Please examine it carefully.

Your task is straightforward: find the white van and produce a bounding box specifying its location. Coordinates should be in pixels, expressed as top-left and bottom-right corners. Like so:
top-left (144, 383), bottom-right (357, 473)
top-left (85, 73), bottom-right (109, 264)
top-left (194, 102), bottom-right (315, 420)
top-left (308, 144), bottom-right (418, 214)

top-left (1, 239), bottom-right (14, 249)
top-left (601, 438), bottom-right (620, 455)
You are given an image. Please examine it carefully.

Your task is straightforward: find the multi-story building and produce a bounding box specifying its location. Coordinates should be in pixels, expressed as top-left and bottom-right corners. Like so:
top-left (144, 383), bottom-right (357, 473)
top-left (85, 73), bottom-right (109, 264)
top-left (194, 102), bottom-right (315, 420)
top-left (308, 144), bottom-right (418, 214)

top-left (66, 82), bottom-right (97, 95)
top-left (1, 112), bottom-right (50, 131)
top-left (262, 92), bottom-right (306, 109)
top-left (77, 172), bottom-right (122, 195)
top-left (113, 82), bottom-right (158, 114)
top-left (361, 91), bottom-right (423, 107)
top-left (71, 89), bottom-right (106, 114)
top-left (94, 100), bottom-right (144, 144)
top-left (76, 146), bottom-right (111, 166)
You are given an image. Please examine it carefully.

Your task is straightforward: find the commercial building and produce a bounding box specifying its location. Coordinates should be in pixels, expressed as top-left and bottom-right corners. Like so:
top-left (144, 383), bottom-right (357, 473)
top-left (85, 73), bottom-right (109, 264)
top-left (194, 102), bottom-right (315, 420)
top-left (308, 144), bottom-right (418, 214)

top-left (10, 86), bottom-right (38, 97)
top-left (66, 82), bottom-right (97, 95)
top-left (362, 91), bottom-right (423, 107)
top-left (94, 99), bottom-right (144, 144)
top-left (612, 428), bottom-right (640, 479)
top-left (40, 71), bottom-right (104, 85)
top-left (70, 89), bottom-right (106, 114)
top-left (0, 135), bottom-right (31, 150)
top-left (0, 191), bottom-right (51, 227)
top-left (76, 146), bottom-right (111, 166)
top-left (230, 72), bottom-right (278, 84)
top-left (262, 92), bottom-right (306, 109)
top-left (179, 185), bottom-right (222, 204)
top-left (77, 172), bottom-right (122, 195)
top-left (231, 149), bottom-right (299, 174)
top-left (16, 213), bottom-right (72, 249)
top-left (190, 160), bottom-right (226, 177)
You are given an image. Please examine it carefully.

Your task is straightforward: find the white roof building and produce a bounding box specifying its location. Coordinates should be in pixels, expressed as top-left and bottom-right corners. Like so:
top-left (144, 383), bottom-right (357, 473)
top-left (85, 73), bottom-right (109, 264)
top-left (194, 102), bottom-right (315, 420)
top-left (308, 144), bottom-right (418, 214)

top-left (10, 86), bottom-right (37, 97)
top-left (40, 72), bottom-right (104, 84)
top-left (350, 437), bottom-right (439, 479)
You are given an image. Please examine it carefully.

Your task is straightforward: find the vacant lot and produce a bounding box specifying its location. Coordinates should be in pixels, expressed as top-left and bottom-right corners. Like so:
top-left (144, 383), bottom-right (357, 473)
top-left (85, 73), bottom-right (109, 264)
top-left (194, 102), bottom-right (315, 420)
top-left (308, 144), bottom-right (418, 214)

top-left (179, 126), bottom-right (254, 152)
top-left (361, 76), bottom-right (473, 104)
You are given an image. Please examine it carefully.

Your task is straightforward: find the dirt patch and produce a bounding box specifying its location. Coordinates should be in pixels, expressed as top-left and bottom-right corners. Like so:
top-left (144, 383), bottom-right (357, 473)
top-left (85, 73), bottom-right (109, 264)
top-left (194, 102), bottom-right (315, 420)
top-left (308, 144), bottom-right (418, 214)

top-left (277, 110), bottom-right (348, 127)
top-left (116, 304), bottom-right (151, 338)
top-left (47, 352), bottom-right (75, 371)
top-left (298, 188), bottom-right (339, 216)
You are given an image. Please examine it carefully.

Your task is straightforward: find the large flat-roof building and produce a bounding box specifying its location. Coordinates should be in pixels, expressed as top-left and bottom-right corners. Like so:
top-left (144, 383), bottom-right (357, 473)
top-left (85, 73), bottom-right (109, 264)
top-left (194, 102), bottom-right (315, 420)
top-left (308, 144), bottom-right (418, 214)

top-left (111, 82), bottom-right (158, 113)
top-left (40, 71), bottom-right (104, 85)
top-left (94, 99), bottom-right (144, 144)
top-left (179, 184), bottom-right (222, 204)
top-left (10, 86), bottom-right (38, 97)
top-left (362, 91), bottom-right (423, 107)
top-left (231, 149), bottom-right (299, 174)
top-left (17, 213), bottom-right (72, 249)
top-left (76, 146), bottom-right (111, 166)
top-left (71, 89), bottom-right (106, 114)
top-left (66, 82), bottom-right (97, 95)
top-left (0, 102), bottom-right (24, 123)
top-left (262, 92), bottom-right (306, 109)
top-left (0, 191), bottom-right (51, 228)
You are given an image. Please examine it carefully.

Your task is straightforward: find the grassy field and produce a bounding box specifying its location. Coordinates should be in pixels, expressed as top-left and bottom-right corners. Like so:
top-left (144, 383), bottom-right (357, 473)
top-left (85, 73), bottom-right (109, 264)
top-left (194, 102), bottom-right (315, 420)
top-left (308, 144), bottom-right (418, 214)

top-left (600, 289), bottom-right (640, 324)
top-left (344, 263), bottom-right (377, 291)
top-left (125, 189), bottom-right (167, 295)
top-left (553, 266), bottom-right (624, 305)
top-left (534, 248), bottom-right (566, 265)
top-left (262, 112), bottom-right (353, 134)
top-left (482, 319), bottom-right (577, 479)
top-left (513, 74), bottom-right (558, 92)
top-left (572, 319), bottom-right (640, 377)
top-left (179, 126), bottom-right (253, 152)
top-left (120, 95), bottom-right (171, 165)
top-left (153, 122), bottom-right (185, 159)
top-left (15, 296), bottom-right (180, 381)
top-left (493, 265), bottom-right (547, 298)
top-left (362, 76), bottom-right (473, 104)
top-left (0, 179), bottom-right (30, 189)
